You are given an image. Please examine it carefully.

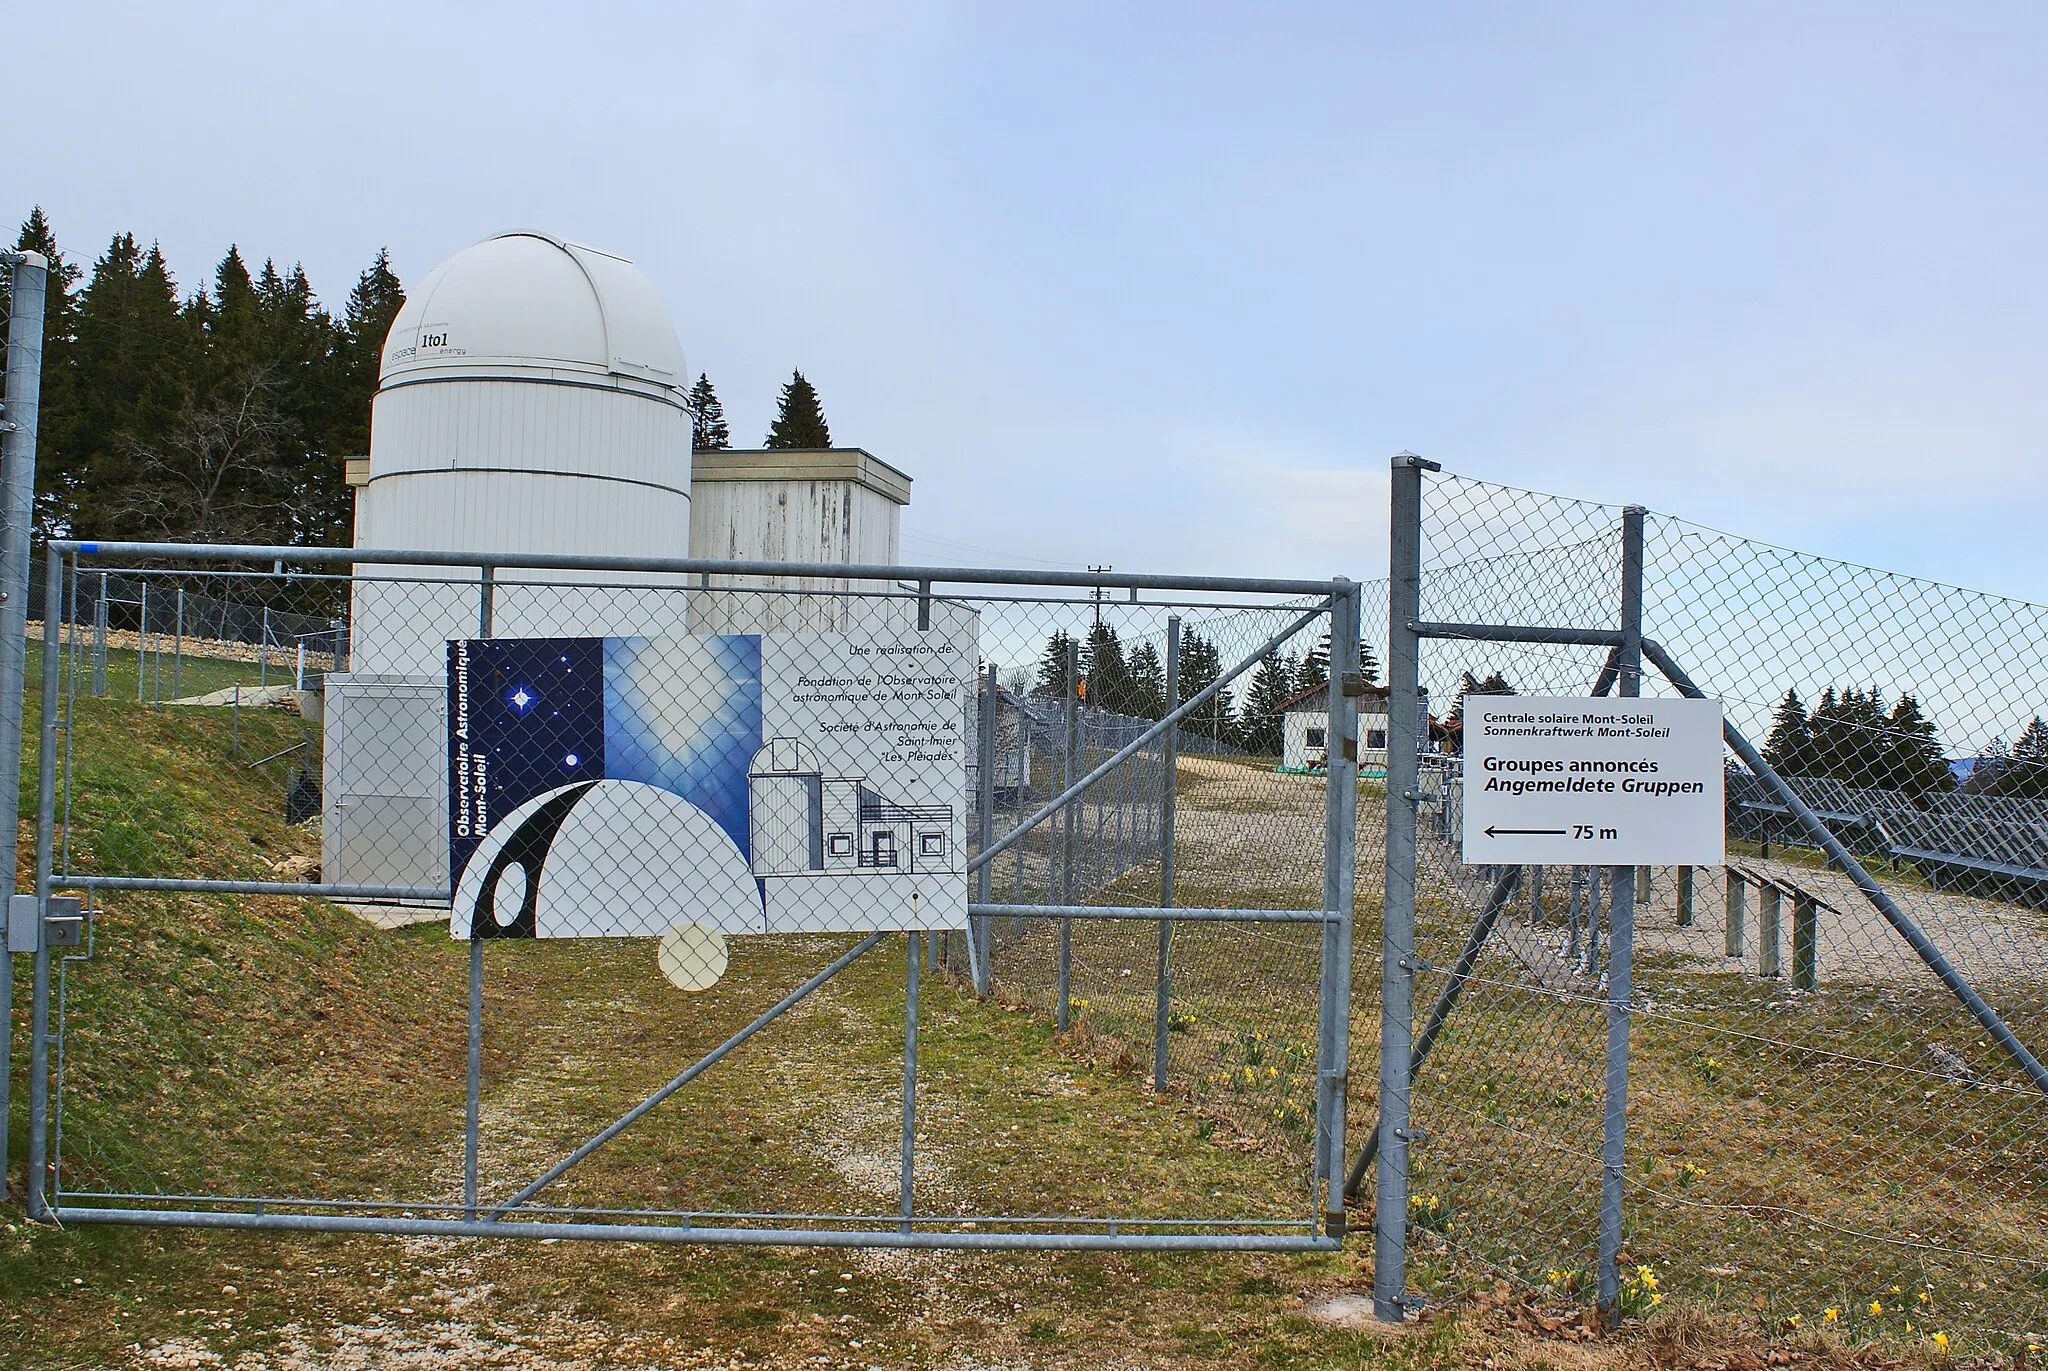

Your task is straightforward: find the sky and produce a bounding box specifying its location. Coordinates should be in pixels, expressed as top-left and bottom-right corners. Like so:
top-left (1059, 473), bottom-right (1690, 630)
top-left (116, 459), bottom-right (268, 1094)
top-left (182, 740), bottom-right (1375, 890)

top-left (11, 1), bottom-right (2048, 600)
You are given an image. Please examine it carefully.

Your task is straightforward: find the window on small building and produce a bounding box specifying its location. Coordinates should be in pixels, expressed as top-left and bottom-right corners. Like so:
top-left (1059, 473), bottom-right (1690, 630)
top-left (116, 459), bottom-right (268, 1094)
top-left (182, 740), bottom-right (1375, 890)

top-left (1367, 728), bottom-right (1387, 750)
top-left (1306, 727), bottom-right (1326, 748)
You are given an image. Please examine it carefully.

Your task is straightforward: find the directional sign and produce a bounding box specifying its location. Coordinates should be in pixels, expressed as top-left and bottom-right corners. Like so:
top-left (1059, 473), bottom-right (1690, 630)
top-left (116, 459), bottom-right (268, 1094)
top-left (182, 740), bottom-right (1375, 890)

top-left (1460, 696), bottom-right (1725, 866)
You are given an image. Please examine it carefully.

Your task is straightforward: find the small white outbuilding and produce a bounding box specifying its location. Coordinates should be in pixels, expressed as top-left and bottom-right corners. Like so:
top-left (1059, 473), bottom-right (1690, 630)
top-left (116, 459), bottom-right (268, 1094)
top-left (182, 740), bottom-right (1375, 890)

top-left (1279, 681), bottom-right (1393, 774)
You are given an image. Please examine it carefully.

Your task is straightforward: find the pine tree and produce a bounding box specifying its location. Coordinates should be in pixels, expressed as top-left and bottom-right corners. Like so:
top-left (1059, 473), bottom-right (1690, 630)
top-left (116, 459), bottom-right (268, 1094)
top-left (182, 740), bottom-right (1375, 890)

top-left (1992, 717), bottom-right (2048, 799)
top-left (330, 248), bottom-right (406, 458)
top-left (1034, 630), bottom-right (1076, 698)
top-left (1082, 623), bottom-right (1132, 714)
top-left (1878, 692), bottom-right (1952, 797)
top-left (1126, 640), bottom-right (1165, 720)
top-left (764, 369), bottom-right (831, 449)
top-left (1762, 688), bottom-right (1813, 776)
top-left (1239, 648), bottom-right (1294, 755)
top-left (1300, 633), bottom-right (1377, 690)
top-left (2, 208), bottom-right (85, 534)
top-left (1295, 639), bottom-right (1328, 693)
top-left (66, 234), bottom-right (194, 538)
top-left (687, 373), bottom-right (731, 452)
top-left (1177, 631), bottom-right (1230, 742)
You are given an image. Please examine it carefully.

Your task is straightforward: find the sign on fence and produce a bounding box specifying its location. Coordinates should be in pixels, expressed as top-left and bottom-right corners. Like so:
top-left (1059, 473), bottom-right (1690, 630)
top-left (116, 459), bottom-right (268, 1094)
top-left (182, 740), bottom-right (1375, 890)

top-left (448, 631), bottom-right (972, 941)
top-left (1460, 695), bottom-right (1725, 865)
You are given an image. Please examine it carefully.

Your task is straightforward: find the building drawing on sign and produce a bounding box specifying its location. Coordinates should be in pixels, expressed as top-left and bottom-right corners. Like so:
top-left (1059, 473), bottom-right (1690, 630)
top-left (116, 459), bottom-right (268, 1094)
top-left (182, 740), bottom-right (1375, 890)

top-left (749, 738), bottom-right (958, 877)
top-left (1278, 680), bottom-right (1392, 774)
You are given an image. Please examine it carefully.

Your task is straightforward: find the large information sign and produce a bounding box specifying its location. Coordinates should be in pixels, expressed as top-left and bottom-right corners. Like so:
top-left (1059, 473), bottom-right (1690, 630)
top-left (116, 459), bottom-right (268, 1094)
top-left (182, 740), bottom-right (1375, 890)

top-left (1460, 696), bottom-right (1725, 866)
top-left (447, 630), bottom-right (971, 942)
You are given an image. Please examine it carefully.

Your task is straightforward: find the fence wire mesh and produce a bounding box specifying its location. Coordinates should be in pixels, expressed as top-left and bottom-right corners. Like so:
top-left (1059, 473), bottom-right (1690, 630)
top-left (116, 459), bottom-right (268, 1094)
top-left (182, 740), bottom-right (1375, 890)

top-left (1390, 472), bottom-right (2048, 1346)
top-left (29, 549), bottom-right (1352, 1248)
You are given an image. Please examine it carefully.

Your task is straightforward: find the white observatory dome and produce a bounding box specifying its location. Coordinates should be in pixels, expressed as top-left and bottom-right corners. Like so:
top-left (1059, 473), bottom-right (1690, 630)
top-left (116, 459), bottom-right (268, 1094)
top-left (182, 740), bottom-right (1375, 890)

top-left (349, 230), bottom-right (694, 678)
top-left (379, 232), bottom-right (686, 391)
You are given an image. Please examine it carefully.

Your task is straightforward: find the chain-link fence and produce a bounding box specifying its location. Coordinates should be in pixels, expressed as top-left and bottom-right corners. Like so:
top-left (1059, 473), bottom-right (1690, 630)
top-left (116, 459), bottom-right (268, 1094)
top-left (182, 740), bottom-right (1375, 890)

top-left (1358, 464), bottom-right (2048, 1348)
top-left (16, 543), bottom-right (1363, 1252)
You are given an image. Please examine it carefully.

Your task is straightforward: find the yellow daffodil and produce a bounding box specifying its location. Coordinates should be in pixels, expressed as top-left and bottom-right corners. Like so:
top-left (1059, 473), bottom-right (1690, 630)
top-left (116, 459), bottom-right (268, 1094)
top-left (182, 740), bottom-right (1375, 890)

top-left (1823, 1307), bottom-right (1839, 1323)
top-left (1931, 1332), bottom-right (1949, 1354)
top-left (1869, 1301), bottom-right (1883, 1316)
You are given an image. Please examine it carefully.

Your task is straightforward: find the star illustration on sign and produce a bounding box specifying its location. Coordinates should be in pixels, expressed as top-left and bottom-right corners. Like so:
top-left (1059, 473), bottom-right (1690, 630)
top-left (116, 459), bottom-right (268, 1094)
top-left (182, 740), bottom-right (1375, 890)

top-left (508, 686), bottom-right (537, 713)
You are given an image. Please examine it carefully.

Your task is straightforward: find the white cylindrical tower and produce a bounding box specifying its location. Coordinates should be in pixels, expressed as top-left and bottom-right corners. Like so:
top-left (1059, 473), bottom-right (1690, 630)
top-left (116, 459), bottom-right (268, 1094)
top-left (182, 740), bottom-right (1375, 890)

top-left (350, 231), bottom-right (694, 675)
top-left (328, 232), bottom-right (693, 895)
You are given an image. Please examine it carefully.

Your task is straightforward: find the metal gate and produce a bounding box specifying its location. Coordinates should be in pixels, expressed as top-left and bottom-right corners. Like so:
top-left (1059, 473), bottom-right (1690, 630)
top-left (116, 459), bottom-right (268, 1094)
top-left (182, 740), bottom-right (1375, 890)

top-left (11, 541), bottom-right (1364, 1252)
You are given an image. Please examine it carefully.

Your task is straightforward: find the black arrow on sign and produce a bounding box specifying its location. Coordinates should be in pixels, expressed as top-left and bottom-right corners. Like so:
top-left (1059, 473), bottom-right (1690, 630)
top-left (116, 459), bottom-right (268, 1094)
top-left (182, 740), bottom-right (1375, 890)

top-left (1484, 825), bottom-right (1567, 838)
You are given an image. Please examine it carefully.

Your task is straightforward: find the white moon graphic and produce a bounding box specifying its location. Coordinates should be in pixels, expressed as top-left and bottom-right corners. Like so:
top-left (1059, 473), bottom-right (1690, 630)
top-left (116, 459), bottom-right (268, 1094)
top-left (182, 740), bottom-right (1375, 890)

top-left (453, 780), bottom-right (763, 939)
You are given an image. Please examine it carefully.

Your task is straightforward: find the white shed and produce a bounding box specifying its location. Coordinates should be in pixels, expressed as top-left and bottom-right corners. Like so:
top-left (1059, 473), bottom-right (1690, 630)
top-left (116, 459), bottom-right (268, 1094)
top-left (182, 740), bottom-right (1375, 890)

top-left (1279, 681), bottom-right (1392, 774)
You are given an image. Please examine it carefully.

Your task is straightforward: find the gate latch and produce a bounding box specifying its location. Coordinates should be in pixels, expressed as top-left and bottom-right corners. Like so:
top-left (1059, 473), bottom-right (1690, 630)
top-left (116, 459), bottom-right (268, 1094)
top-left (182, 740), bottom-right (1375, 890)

top-left (8, 894), bottom-right (82, 953)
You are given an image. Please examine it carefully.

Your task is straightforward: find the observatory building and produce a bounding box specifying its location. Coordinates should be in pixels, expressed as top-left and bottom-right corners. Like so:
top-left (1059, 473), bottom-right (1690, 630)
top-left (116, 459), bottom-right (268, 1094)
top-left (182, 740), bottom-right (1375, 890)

top-left (324, 231), bottom-right (918, 896)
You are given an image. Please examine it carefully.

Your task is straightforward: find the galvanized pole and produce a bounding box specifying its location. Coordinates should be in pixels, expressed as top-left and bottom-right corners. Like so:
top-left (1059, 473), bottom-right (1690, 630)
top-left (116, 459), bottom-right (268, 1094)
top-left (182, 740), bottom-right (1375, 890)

top-left (1153, 616), bottom-right (1180, 1091)
top-left (1057, 638), bottom-right (1077, 1031)
top-left (26, 547), bottom-right (62, 1220)
top-left (91, 574), bottom-right (107, 697)
top-left (172, 587), bottom-right (184, 701)
top-left (137, 582), bottom-right (148, 705)
top-left (974, 663), bottom-right (997, 994)
top-left (1319, 584), bottom-right (1361, 1238)
top-left (465, 566), bottom-right (493, 1220)
top-left (0, 251), bottom-right (48, 1201)
top-left (1596, 506), bottom-right (1645, 1322)
top-left (899, 931), bottom-right (920, 1235)
top-left (1376, 452), bottom-right (1435, 1320)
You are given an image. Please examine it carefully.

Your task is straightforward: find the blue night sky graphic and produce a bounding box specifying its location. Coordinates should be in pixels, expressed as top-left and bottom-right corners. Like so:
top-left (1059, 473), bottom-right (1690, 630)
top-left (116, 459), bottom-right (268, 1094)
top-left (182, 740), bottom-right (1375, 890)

top-left (449, 636), bottom-right (763, 878)
top-left (602, 635), bottom-right (762, 859)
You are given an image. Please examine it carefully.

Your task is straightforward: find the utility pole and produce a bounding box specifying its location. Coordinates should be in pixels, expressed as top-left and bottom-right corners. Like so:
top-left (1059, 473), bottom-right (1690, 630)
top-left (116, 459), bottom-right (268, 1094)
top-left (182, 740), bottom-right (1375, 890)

top-left (1088, 566), bottom-right (1111, 628)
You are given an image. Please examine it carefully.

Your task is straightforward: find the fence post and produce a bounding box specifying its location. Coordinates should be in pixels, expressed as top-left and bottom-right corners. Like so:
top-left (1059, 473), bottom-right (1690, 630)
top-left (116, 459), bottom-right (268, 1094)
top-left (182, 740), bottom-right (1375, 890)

top-left (1057, 638), bottom-right (1077, 1031)
top-left (137, 582), bottom-right (148, 704)
top-left (1568, 865), bottom-right (1586, 962)
top-left (973, 663), bottom-right (996, 995)
top-left (26, 546), bottom-right (62, 1220)
top-left (1676, 865), bottom-right (1694, 927)
top-left (1376, 451), bottom-right (1434, 1321)
top-left (1528, 864), bottom-right (1544, 927)
top-left (172, 586), bottom-right (185, 700)
top-left (1596, 504), bottom-right (1645, 1325)
top-left (1725, 870), bottom-right (1747, 958)
top-left (1318, 583), bottom-right (1361, 1239)
top-left (1791, 892), bottom-right (1818, 992)
top-left (899, 932), bottom-right (920, 1235)
top-left (91, 575), bottom-right (107, 697)
top-left (1153, 616), bottom-right (1180, 1091)
top-left (0, 249), bottom-right (48, 1202)
top-left (1759, 885), bottom-right (1782, 978)
top-left (464, 566), bottom-right (493, 1220)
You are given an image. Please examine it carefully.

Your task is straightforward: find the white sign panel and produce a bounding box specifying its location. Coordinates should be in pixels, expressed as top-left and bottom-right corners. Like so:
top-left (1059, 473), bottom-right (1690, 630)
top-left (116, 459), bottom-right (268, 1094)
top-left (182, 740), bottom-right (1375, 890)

top-left (1460, 696), bottom-right (1725, 866)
